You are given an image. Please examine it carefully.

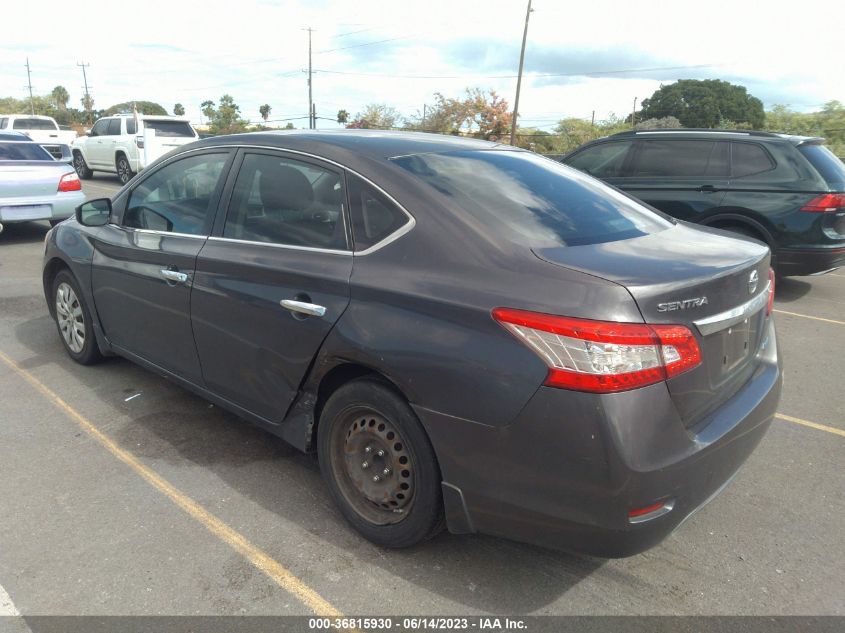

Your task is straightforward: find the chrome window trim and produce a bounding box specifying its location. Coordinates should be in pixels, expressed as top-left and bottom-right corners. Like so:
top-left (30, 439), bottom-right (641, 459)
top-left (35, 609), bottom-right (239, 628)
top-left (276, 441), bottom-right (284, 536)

top-left (115, 226), bottom-right (208, 240)
top-left (693, 281), bottom-right (770, 336)
top-left (140, 143), bottom-right (416, 255)
top-left (207, 236), bottom-right (352, 256)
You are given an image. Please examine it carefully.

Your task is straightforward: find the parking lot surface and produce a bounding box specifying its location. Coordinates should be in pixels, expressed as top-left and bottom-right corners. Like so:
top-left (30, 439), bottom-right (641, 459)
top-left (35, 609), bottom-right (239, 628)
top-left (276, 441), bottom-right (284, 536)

top-left (0, 174), bottom-right (842, 617)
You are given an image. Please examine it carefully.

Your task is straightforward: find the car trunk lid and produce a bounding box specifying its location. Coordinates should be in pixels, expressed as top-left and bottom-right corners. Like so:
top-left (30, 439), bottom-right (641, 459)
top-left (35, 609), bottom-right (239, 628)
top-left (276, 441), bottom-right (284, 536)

top-left (534, 222), bottom-right (772, 427)
top-left (0, 162), bottom-right (67, 198)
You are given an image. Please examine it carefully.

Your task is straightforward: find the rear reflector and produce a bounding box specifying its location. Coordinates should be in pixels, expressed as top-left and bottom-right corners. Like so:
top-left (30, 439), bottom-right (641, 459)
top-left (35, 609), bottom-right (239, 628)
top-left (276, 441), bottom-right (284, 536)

top-left (57, 171), bottom-right (81, 192)
top-left (801, 193), bottom-right (845, 212)
top-left (492, 308), bottom-right (702, 393)
top-left (767, 268), bottom-right (775, 316)
top-left (628, 499), bottom-right (675, 524)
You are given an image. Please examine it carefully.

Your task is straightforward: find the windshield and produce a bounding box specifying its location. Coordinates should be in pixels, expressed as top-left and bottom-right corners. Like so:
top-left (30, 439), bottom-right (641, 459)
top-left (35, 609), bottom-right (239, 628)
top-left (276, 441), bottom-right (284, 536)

top-left (0, 142), bottom-right (53, 161)
top-left (799, 143), bottom-right (845, 191)
top-left (143, 120), bottom-right (196, 138)
top-left (392, 150), bottom-right (672, 247)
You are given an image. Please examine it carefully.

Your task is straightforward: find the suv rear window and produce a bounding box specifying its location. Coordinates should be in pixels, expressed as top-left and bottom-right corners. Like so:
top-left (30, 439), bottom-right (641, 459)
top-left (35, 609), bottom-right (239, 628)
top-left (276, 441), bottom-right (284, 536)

top-left (0, 142), bottom-right (52, 161)
top-left (631, 140), bottom-right (729, 177)
top-left (799, 143), bottom-right (845, 190)
top-left (143, 120), bottom-right (195, 138)
top-left (12, 118), bottom-right (56, 131)
top-left (393, 150), bottom-right (672, 247)
top-left (731, 142), bottom-right (775, 178)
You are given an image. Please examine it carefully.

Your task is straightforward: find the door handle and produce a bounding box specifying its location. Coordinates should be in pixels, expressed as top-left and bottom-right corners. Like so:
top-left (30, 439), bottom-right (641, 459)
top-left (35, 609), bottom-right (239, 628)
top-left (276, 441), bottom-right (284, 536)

top-left (160, 269), bottom-right (188, 284)
top-left (280, 299), bottom-right (326, 318)
top-left (699, 185), bottom-right (718, 193)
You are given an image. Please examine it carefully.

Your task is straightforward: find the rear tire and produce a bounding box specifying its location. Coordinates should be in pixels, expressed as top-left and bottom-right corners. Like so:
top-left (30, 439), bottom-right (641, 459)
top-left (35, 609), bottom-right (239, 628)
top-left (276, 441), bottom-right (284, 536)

top-left (318, 379), bottom-right (445, 548)
top-left (116, 154), bottom-right (135, 185)
top-left (73, 152), bottom-right (92, 179)
top-left (52, 270), bottom-right (103, 365)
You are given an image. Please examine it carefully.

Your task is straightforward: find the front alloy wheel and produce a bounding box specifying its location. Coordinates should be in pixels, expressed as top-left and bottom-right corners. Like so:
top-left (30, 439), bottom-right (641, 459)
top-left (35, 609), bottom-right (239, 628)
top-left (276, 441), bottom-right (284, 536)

top-left (52, 270), bottom-right (103, 365)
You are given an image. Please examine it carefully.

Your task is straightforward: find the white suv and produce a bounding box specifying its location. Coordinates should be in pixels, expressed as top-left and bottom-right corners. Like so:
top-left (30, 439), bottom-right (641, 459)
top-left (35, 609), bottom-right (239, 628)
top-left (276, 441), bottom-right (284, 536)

top-left (71, 114), bottom-right (198, 184)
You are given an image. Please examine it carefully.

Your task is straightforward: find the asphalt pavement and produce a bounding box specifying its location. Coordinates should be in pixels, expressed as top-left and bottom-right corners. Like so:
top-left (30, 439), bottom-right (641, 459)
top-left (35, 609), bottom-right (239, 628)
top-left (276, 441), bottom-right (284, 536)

top-left (0, 174), bottom-right (842, 618)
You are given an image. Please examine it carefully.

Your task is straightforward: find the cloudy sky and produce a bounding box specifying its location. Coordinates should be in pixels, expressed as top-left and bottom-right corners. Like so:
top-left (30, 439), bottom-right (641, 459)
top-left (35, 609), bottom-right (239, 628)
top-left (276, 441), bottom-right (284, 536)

top-left (2, 0), bottom-right (842, 130)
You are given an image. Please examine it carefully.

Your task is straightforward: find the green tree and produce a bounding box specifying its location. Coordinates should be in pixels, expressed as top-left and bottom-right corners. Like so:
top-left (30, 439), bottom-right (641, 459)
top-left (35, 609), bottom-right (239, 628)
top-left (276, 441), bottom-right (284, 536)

top-left (336, 109), bottom-right (349, 124)
top-left (203, 94), bottom-right (249, 134)
top-left (173, 103), bottom-right (185, 116)
top-left (405, 88), bottom-right (512, 139)
top-left (200, 100), bottom-right (215, 121)
top-left (640, 80), bottom-right (764, 129)
top-left (259, 103), bottom-right (272, 122)
top-left (634, 116), bottom-right (682, 130)
top-left (346, 103), bottom-right (400, 129)
top-left (51, 86), bottom-right (69, 111)
top-left (104, 101), bottom-right (166, 116)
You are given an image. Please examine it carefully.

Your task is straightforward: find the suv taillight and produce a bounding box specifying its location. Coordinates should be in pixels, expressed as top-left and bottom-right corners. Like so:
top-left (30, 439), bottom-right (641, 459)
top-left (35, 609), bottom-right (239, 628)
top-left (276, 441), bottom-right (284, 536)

top-left (57, 171), bottom-right (81, 192)
top-left (492, 308), bottom-right (701, 393)
top-left (135, 135), bottom-right (144, 149)
top-left (800, 193), bottom-right (845, 212)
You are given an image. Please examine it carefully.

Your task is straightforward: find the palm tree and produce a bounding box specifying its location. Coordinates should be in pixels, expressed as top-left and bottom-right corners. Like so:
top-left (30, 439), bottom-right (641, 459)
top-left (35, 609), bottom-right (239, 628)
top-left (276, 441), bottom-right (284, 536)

top-left (259, 104), bottom-right (272, 122)
top-left (173, 103), bottom-right (185, 116)
top-left (52, 86), bottom-right (69, 111)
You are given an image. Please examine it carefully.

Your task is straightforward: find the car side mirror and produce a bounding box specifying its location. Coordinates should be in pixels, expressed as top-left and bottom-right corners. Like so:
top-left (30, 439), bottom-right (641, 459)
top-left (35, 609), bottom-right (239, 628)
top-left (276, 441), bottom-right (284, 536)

top-left (75, 198), bottom-right (111, 227)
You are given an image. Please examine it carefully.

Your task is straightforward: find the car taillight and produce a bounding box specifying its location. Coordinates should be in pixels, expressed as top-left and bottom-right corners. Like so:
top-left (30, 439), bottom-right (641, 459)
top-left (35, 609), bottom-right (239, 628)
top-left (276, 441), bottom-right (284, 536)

top-left (57, 171), bottom-right (81, 192)
top-left (135, 135), bottom-right (144, 149)
top-left (492, 308), bottom-right (702, 393)
top-left (767, 268), bottom-right (775, 316)
top-left (800, 193), bottom-right (845, 212)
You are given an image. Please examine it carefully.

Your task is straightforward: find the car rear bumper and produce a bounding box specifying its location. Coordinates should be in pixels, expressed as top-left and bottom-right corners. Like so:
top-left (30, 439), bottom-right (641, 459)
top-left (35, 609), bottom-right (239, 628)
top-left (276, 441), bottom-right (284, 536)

top-left (776, 244), bottom-right (845, 276)
top-left (416, 318), bottom-right (781, 557)
top-left (0, 192), bottom-right (84, 223)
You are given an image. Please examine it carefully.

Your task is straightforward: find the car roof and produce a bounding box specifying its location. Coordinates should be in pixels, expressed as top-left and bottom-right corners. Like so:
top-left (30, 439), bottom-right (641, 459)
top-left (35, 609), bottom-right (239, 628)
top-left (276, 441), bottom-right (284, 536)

top-left (191, 129), bottom-right (509, 161)
top-left (2, 114), bottom-right (55, 120)
top-left (0, 131), bottom-right (34, 141)
top-left (609, 129), bottom-right (825, 145)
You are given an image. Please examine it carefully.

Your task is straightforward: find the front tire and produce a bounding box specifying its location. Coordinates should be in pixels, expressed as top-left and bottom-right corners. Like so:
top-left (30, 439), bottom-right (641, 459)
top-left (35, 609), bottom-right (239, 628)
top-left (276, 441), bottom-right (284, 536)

top-left (116, 154), bottom-right (135, 185)
top-left (53, 270), bottom-right (103, 365)
top-left (318, 379), bottom-right (445, 548)
top-left (73, 151), bottom-right (92, 179)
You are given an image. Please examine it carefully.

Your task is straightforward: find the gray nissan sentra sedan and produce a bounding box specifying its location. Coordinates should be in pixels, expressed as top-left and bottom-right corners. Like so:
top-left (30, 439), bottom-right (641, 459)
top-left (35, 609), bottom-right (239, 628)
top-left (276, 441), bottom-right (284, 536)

top-left (42, 130), bottom-right (782, 557)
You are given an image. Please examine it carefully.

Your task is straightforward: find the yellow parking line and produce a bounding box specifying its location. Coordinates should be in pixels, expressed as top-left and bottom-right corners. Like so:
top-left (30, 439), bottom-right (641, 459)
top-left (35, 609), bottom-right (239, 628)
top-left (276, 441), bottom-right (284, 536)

top-left (0, 350), bottom-right (343, 618)
top-left (776, 413), bottom-right (845, 438)
top-left (773, 309), bottom-right (845, 326)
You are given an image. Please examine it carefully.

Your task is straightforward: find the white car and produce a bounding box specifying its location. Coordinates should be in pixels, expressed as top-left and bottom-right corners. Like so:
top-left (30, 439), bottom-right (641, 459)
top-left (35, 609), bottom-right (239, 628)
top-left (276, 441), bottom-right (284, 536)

top-left (0, 131), bottom-right (84, 232)
top-left (71, 114), bottom-right (199, 184)
top-left (0, 115), bottom-right (77, 160)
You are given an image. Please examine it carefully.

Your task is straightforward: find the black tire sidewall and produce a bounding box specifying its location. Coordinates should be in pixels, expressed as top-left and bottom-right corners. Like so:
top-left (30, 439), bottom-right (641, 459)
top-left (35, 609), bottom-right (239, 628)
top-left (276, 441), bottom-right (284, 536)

top-left (117, 156), bottom-right (133, 184)
top-left (74, 153), bottom-right (92, 179)
top-left (53, 270), bottom-right (101, 365)
top-left (318, 379), bottom-right (444, 548)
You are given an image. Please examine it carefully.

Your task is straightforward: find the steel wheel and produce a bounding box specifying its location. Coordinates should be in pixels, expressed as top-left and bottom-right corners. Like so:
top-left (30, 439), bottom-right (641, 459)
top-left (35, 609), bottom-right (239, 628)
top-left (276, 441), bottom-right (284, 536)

top-left (330, 408), bottom-right (415, 525)
top-left (117, 156), bottom-right (133, 184)
top-left (55, 282), bottom-right (85, 353)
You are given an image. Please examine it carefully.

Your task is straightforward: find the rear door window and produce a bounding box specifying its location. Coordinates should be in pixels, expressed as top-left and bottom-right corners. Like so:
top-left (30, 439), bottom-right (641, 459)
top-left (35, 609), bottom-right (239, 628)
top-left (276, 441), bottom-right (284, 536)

top-left (143, 120), bottom-right (195, 138)
top-left (798, 143), bottom-right (845, 190)
top-left (90, 120), bottom-right (108, 137)
top-left (565, 141), bottom-right (632, 178)
top-left (731, 142), bottom-right (776, 178)
top-left (106, 119), bottom-right (122, 135)
top-left (630, 140), bottom-right (729, 177)
top-left (126, 118), bottom-right (137, 135)
top-left (12, 118), bottom-right (57, 131)
top-left (223, 153), bottom-right (348, 250)
top-left (393, 150), bottom-right (672, 247)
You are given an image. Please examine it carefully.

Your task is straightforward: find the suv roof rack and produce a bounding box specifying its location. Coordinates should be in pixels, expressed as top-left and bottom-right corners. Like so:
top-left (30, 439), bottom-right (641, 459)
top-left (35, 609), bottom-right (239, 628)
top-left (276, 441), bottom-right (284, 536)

top-left (611, 129), bottom-right (782, 138)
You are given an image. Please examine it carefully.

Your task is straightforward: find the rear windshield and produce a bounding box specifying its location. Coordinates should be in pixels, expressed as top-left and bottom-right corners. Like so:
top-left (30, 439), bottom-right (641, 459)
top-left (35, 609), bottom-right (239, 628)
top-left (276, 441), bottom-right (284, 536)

top-left (12, 118), bottom-right (57, 131)
top-left (143, 120), bottom-right (195, 138)
top-left (0, 142), bottom-right (52, 161)
top-left (392, 150), bottom-right (672, 247)
top-left (799, 143), bottom-right (845, 190)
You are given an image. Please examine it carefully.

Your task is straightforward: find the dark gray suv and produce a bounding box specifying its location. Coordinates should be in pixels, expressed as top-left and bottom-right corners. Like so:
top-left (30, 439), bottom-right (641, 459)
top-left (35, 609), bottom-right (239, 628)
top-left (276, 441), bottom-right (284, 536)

top-left (43, 131), bottom-right (781, 557)
top-left (562, 130), bottom-right (845, 276)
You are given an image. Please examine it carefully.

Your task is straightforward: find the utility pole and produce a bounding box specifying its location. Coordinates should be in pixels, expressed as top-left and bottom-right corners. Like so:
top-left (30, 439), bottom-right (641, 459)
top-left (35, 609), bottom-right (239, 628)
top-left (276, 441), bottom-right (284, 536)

top-left (632, 96), bottom-right (637, 128)
top-left (25, 58), bottom-right (35, 115)
top-left (77, 61), bottom-right (92, 125)
top-left (422, 104), bottom-right (427, 130)
top-left (305, 27), bottom-right (314, 130)
top-left (591, 110), bottom-right (595, 129)
top-left (510, 0), bottom-right (533, 146)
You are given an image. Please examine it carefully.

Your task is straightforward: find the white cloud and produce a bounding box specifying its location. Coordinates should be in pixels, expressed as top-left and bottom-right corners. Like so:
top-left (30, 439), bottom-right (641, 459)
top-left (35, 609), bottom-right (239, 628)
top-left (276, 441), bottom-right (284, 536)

top-left (1, 0), bottom-right (842, 128)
